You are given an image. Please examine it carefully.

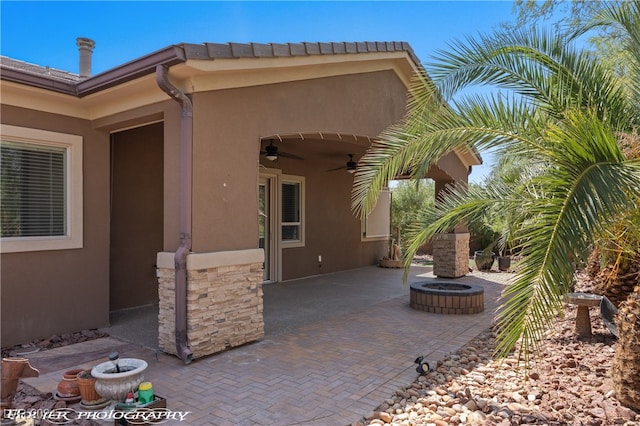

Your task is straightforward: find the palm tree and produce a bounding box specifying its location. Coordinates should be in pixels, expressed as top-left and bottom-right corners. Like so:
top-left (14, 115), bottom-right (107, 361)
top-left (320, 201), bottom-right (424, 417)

top-left (352, 0), bottom-right (640, 409)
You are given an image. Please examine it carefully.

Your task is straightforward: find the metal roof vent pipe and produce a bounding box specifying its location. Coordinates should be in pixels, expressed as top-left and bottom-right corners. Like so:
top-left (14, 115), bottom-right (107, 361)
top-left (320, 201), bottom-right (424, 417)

top-left (76, 37), bottom-right (95, 79)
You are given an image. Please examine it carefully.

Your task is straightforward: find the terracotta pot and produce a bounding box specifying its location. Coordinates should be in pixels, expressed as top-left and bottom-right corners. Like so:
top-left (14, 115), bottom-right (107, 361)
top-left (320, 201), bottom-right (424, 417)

top-left (76, 369), bottom-right (104, 404)
top-left (57, 368), bottom-right (83, 397)
top-left (1, 358), bottom-right (39, 410)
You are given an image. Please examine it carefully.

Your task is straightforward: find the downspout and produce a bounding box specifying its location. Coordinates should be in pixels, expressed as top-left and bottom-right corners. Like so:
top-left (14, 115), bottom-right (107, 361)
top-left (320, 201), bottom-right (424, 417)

top-left (155, 64), bottom-right (193, 364)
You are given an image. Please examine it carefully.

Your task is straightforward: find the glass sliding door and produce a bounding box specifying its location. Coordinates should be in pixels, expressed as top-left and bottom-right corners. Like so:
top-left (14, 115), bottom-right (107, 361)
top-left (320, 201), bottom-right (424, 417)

top-left (258, 178), bottom-right (272, 281)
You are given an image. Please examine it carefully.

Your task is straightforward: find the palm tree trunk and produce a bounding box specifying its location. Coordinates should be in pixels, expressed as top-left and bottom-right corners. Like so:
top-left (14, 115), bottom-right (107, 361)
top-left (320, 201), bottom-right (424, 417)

top-left (612, 283), bottom-right (640, 410)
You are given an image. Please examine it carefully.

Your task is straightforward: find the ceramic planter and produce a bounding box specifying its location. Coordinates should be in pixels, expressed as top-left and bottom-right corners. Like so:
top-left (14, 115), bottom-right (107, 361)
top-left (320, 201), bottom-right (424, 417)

top-left (91, 358), bottom-right (147, 402)
top-left (498, 256), bottom-right (511, 271)
top-left (474, 251), bottom-right (495, 271)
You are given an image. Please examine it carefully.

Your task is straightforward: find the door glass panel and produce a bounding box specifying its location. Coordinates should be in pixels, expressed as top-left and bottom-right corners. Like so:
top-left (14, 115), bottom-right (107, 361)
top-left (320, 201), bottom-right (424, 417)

top-left (258, 181), bottom-right (269, 281)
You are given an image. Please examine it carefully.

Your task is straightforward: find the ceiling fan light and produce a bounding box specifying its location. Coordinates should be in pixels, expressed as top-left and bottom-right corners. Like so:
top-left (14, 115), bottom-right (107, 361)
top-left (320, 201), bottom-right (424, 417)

top-left (265, 142), bottom-right (278, 161)
top-left (346, 157), bottom-right (357, 173)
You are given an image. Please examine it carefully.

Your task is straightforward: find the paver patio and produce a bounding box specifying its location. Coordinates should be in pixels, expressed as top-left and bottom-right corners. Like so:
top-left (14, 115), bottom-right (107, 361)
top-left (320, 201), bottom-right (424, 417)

top-left (20, 265), bottom-right (508, 425)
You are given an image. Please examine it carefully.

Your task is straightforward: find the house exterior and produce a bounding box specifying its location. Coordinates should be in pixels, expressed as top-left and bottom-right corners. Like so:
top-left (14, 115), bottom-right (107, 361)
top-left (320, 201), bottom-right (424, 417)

top-left (0, 39), bottom-right (480, 360)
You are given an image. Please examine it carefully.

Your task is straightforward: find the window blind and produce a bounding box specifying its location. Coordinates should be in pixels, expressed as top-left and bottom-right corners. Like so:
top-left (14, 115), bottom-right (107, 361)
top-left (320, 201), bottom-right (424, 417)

top-left (281, 181), bottom-right (300, 241)
top-left (1, 142), bottom-right (66, 238)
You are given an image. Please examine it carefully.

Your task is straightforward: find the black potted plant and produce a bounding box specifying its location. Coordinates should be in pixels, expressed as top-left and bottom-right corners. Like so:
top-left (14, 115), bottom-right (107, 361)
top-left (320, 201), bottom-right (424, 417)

top-left (494, 217), bottom-right (517, 271)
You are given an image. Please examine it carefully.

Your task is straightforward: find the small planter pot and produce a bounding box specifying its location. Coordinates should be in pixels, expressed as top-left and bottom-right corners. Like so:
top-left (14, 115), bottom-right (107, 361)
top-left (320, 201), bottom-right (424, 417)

top-left (57, 368), bottom-right (83, 398)
top-left (498, 256), bottom-right (511, 271)
top-left (379, 258), bottom-right (403, 268)
top-left (76, 369), bottom-right (105, 405)
top-left (474, 251), bottom-right (495, 271)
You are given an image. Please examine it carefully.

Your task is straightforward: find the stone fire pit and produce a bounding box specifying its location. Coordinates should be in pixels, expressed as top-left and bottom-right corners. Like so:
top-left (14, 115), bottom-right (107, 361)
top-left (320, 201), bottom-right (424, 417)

top-left (410, 281), bottom-right (484, 314)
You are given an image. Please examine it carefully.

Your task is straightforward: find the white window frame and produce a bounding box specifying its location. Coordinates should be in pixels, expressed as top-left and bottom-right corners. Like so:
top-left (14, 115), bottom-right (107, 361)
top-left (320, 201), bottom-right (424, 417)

top-left (280, 174), bottom-right (305, 248)
top-left (361, 188), bottom-right (390, 241)
top-left (1, 124), bottom-right (83, 253)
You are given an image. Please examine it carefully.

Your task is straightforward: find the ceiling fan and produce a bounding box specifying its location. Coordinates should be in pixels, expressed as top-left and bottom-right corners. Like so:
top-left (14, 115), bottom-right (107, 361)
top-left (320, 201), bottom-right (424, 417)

top-left (260, 139), bottom-right (303, 161)
top-left (327, 154), bottom-right (357, 174)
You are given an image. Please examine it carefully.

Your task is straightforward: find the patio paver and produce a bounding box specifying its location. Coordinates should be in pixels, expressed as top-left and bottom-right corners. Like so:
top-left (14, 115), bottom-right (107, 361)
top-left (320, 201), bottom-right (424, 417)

top-left (20, 266), bottom-right (508, 425)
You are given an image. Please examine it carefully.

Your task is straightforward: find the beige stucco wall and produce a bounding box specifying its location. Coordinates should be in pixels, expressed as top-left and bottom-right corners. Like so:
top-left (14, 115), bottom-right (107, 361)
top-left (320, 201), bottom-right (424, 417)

top-left (0, 67), bottom-right (410, 345)
top-left (190, 70), bottom-right (407, 279)
top-left (92, 101), bottom-right (182, 252)
top-left (1, 105), bottom-right (111, 346)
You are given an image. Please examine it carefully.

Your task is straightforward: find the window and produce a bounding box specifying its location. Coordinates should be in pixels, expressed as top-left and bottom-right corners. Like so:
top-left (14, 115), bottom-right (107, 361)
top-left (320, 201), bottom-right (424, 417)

top-left (362, 188), bottom-right (390, 240)
top-left (281, 176), bottom-right (304, 247)
top-left (0, 125), bottom-right (83, 253)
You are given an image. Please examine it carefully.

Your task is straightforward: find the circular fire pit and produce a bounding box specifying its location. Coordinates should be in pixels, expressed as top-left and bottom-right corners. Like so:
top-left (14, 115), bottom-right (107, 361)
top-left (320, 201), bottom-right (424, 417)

top-left (410, 281), bottom-right (484, 314)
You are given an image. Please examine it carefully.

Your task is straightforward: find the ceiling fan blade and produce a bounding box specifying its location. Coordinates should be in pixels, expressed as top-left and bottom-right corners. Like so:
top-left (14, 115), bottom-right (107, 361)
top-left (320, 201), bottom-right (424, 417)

top-left (260, 139), bottom-right (304, 160)
top-left (278, 152), bottom-right (304, 160)
top-left (326, 165), bottom-right (347, 172)
top-left (326, 153), bottom-right (357, 172)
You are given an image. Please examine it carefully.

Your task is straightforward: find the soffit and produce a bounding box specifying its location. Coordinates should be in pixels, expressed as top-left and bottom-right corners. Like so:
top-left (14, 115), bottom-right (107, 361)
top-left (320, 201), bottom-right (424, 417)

top-left (172, 51), bottom-right (418, 92)
top-left (1, 75), bottom-right (166, 121)
top-left (2, 52), bottom-right (418, 121)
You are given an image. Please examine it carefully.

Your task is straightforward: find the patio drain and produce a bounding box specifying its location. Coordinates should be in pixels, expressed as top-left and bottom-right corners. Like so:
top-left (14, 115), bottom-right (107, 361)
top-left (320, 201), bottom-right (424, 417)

top-left (410, 281), bottom-right (484, 314)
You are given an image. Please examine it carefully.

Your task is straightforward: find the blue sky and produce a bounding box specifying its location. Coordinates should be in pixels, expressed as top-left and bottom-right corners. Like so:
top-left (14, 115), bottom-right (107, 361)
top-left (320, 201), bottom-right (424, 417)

top-left (1, 1), bottom-right (520, 182)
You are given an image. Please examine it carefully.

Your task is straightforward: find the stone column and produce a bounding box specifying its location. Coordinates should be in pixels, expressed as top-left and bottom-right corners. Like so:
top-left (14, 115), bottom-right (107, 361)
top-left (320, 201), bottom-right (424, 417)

top-left (157, 249), bottom-right (264, 359)
top-left (432, 232), bottom-right (471, 278)
top-left (433, 179), bottom-right (470, 278)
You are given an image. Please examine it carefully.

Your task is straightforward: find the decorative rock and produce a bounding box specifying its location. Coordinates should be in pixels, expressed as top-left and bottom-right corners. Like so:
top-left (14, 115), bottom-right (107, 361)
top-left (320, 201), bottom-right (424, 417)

top-left (352, 279), bottom-right (640, 426)
top-left (472, 374), bottom-right (486, 384)
top-left (507, 402), bottom-right (529, 413)
top-left (527, 392), bottom-right (540, 402)
top-left (465, 399), bottom-right (478, 411)
top-left (435, 387), bottom-right (448, 396)
top-left (442, 406), bottom-right (456, 416)
top-left (378, 411), bottom-right (392, 423)
top-left (467, 410), bottom-right (486, 425)
top-left (508, 391), bottom-right (524, 402)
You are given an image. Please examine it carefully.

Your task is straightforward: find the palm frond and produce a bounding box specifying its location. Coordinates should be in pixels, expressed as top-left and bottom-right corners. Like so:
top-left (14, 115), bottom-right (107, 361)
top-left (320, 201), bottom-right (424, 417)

top-left (495, 112), bottom-right (640, 359)
top-left (429, 26), bottom-right (634, 129)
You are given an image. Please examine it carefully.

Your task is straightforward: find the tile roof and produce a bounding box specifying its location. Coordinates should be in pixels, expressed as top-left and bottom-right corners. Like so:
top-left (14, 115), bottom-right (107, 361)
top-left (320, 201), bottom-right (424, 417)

top-left (182, 41), bottom-right (419, 64)
top-left (0, 41), bottom-right (420, 96)
top-left (0, 56), bottom-right (80, 83)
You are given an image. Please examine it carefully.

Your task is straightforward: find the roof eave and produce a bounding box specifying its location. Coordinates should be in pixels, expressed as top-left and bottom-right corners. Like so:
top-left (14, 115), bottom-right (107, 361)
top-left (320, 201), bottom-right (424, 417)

top-left (76, 45), bottom-right (187, 97)
top-left (0, 67), bottom-right (77, 95)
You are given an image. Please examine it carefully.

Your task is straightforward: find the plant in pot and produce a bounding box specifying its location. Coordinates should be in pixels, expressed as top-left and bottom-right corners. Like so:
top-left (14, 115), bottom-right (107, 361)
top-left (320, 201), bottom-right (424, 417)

top-left (474, 248), bottom-right (495, 271)
top-left (493, 208), bottom-right (519, 272)
top-left (76, 369), bottom-right (107, 407)
top-left (468, 214), bottom-right (499, 271)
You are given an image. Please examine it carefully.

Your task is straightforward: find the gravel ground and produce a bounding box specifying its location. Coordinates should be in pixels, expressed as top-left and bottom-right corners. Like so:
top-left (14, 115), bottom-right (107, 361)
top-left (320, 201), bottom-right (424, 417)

top-left (356, 276), bottom-right (640, 426)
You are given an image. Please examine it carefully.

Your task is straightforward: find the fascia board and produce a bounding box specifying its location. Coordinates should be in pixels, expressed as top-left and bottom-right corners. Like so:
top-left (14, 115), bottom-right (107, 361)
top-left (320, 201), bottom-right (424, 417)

top-left (173, 51), bottom-right (420, 91)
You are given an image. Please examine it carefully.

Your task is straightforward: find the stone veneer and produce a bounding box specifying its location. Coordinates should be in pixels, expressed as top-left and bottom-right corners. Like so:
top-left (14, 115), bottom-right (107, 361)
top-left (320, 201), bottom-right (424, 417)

top-left (156, 249), bottom-right (264, 359)
top-left (432, 232), bottom-right (470, 278)
top-left (409, 282), bottom-right (484, 314)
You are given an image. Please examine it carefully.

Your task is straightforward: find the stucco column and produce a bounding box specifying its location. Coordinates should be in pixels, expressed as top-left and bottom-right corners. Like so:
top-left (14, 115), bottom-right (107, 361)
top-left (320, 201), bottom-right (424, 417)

top-left (433, 180), bottom-right (470, 278)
